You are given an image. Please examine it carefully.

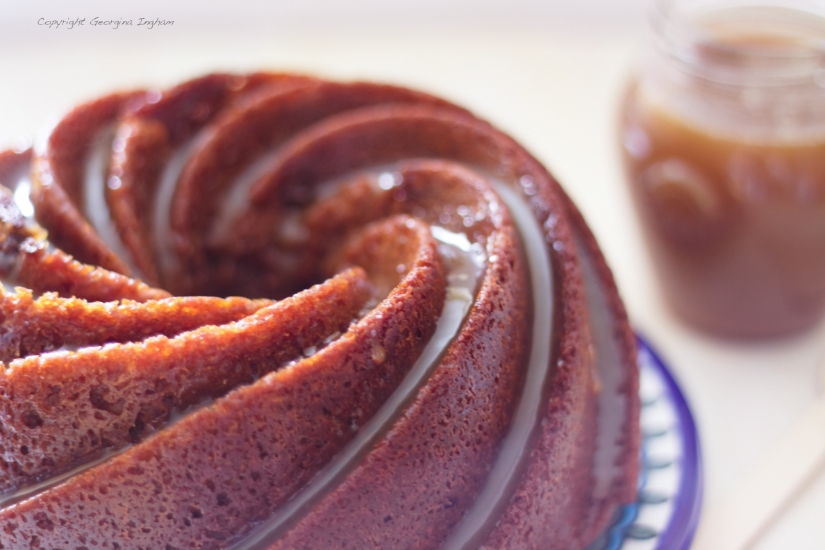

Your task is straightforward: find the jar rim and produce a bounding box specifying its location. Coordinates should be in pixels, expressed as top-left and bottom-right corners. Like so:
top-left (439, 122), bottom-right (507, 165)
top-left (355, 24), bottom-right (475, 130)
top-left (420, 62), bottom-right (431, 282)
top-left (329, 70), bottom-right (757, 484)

top-left (650, 0), bottom-right (825, 87)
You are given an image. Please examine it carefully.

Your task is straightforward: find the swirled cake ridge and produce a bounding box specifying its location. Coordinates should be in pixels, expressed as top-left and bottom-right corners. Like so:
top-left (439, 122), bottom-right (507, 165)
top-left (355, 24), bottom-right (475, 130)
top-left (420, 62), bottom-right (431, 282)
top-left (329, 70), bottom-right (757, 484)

top-left (0, 72), bottom-right (639, 549)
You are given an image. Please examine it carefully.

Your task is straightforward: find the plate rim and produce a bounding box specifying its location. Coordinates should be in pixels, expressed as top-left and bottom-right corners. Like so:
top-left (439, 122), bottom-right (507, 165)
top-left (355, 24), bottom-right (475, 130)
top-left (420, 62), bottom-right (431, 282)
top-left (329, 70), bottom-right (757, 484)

top-left (636, 334), bottom-right (703, 550)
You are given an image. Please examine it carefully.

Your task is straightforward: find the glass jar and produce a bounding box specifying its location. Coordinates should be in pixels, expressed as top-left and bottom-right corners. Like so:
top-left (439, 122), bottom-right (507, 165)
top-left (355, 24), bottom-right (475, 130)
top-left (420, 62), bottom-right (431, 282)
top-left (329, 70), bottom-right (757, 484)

top-left (620, 0), bottom-right (825, 338)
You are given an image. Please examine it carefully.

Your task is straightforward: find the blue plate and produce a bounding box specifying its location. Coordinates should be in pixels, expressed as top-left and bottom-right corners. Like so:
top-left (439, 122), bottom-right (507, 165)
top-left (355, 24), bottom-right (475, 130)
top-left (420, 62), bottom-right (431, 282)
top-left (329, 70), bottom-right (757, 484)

top-left (591, 336), bottom-right (703, 550)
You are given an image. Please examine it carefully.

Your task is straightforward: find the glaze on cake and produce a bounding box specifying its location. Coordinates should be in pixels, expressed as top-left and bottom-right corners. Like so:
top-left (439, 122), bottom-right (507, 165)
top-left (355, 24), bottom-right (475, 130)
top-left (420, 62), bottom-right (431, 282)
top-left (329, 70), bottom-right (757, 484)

top-left (0, 73), bottom-right (639, 549)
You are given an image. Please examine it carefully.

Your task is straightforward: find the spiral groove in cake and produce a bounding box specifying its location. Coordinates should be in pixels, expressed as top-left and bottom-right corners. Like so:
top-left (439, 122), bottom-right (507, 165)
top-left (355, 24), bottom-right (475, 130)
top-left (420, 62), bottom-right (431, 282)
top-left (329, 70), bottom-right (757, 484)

top-left (0, 73), bottom-right (639, 549)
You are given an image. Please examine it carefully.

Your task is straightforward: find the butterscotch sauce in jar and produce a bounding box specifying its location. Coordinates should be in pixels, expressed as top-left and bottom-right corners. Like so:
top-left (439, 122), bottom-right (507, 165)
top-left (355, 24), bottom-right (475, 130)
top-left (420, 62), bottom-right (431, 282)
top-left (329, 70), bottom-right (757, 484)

top-left (621, 0), bottom-right (825, 337)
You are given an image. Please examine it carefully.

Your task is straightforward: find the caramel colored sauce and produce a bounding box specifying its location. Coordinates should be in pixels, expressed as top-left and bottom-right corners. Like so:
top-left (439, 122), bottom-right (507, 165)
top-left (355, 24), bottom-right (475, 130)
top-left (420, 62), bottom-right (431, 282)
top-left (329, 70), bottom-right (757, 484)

top-left (621, 83), bottom-right (825, 337)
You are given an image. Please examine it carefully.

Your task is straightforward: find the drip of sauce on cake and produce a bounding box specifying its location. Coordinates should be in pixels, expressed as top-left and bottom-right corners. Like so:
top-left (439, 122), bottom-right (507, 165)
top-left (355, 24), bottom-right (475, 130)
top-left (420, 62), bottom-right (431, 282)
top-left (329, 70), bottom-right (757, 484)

top-left (440, 179), bottom-right (554, 549)
top-left (153, 135), bottom-right (204, 283)
top-left (84, 126), bottom-right (143, 277)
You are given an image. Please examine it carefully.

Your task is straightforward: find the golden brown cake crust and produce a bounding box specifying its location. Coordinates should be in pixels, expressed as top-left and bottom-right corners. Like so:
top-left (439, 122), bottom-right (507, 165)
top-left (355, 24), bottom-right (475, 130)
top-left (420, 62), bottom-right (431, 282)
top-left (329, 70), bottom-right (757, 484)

top-left (0, 72), bottom-right (639, 550)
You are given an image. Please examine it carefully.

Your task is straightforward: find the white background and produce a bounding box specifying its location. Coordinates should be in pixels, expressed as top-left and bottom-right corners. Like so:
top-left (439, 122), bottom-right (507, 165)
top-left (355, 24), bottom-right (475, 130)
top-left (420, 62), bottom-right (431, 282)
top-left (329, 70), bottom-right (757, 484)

top-left (1, 1), bottom-right (824, 548)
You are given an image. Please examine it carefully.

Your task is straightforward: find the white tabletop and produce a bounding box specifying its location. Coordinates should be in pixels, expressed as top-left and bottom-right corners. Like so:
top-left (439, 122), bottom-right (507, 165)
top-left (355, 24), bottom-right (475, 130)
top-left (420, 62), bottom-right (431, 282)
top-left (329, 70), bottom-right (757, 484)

top-left (1, 6), bottom-right (823, 548)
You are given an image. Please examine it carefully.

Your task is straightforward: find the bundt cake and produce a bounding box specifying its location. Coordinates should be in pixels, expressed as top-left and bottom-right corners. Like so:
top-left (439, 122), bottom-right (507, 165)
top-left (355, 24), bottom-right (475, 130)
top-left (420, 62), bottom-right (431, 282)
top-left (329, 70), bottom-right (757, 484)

top-left (0, 73), bottom-right (639, 549)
